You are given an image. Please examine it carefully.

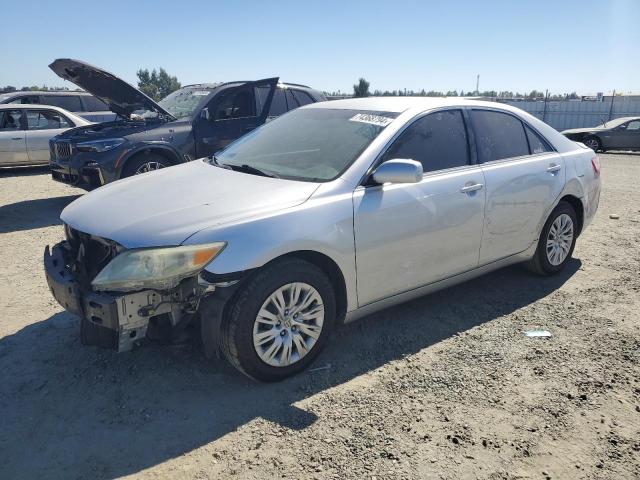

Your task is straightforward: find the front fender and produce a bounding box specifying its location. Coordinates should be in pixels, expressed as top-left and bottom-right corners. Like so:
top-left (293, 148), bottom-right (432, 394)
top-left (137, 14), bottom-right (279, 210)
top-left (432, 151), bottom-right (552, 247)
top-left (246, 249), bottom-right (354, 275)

top-left (186, 192), bottom-right (359, 311)
top-left (117, 142), bottom-right (183, 171)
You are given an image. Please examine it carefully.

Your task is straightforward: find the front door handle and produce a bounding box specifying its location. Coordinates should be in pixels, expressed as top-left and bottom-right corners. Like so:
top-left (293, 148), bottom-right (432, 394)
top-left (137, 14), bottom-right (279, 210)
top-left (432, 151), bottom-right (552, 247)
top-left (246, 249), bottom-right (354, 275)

top-left (460, 183), bottom-right (484, 193)
top-left (11, 137), bottom-right (22, 140)
top-left (546, 164), bottom-right (561, 173)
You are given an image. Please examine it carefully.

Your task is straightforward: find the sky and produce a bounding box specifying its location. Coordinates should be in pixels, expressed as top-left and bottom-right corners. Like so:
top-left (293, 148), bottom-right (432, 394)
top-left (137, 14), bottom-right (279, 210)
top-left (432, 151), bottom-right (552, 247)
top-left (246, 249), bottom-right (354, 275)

top-left (1, 0), bottom-right (639, 95)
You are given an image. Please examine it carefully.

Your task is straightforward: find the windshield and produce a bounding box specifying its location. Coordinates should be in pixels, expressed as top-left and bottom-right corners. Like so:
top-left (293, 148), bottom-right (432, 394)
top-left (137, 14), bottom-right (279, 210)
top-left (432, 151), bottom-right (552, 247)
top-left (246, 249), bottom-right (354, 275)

top-left (593, 117), bottom-right (632, 129)
top-left (157, 87), bottom-right (213, 119)
top-left (0, 93), bottom-right (15, 102)
top-left (212, 108), bottom-right (398, 182)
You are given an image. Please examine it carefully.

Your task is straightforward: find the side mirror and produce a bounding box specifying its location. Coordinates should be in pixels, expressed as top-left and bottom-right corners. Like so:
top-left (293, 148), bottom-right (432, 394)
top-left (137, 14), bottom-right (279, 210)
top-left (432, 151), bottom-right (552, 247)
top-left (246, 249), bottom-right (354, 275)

top-left (201, 107), bottom-right (211, 121)
top-left (371, 159), bottom-right (423, 185)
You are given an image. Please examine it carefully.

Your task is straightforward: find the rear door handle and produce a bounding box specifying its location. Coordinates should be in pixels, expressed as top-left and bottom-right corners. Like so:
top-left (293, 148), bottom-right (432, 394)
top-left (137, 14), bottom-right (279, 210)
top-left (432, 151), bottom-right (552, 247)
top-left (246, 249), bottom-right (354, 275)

top-left (546, 164), bottom-right (561, 173)
top-left (460, 183), bottom-right (483, 193)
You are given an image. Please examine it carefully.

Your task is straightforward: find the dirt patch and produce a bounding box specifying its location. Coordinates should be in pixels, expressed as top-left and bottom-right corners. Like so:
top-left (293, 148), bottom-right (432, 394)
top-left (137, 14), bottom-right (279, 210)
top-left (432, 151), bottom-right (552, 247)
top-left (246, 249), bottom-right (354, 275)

top-left (0, 156), bottom-right (638, 479)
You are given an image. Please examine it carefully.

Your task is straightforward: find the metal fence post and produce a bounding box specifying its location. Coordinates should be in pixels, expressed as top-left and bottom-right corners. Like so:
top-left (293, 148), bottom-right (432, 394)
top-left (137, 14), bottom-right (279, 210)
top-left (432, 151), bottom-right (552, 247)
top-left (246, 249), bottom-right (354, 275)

top-left (609, 89), bottom-right (616, 121)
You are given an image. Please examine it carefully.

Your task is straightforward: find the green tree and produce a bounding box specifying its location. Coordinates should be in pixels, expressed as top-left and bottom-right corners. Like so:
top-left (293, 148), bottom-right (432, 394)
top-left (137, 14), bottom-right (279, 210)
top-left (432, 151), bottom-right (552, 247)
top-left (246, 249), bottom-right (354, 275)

top-left (136, 67), bottom-right (181, 101)
top-left (353, 78), bottom-right (371, 97)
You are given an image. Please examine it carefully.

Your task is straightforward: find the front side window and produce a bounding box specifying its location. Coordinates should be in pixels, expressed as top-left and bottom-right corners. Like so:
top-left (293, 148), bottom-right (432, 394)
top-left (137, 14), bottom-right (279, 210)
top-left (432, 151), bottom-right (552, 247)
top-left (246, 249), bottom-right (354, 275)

top-left (382, 109), bottom-right (469, 172)
top-left (213, 108), bottom-right (398, 181)
top-left (26, 110), bottom-right (71, 130)
top-left (472, 110), bottom-right (529, 162)
top-left (0, 110), bottom-right (22, 130)
top-left (214, 89), bottom-right (255, 120)
top-left (45, 95), bottom-right (83, 112)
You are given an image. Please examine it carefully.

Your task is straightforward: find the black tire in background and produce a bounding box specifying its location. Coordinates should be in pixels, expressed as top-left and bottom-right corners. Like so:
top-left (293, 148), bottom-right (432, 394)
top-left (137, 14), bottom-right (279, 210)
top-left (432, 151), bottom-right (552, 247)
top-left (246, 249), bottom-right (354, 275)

top-left (218, 258), bottom-right (336, 382)
top-left (583, 135), bottom-right (602, 152)
top-left (526, 201), bottom-right (578, 276)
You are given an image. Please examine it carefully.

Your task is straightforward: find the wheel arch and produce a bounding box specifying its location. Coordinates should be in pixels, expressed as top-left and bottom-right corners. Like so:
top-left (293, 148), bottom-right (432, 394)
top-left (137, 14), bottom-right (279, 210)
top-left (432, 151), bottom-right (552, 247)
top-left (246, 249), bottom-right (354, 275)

top-left (260, 250), bottom-right (348, 323)
top-left (558, 194), bottom-right (584, 237)
top-left (117, 145), bottom-right (183, 175)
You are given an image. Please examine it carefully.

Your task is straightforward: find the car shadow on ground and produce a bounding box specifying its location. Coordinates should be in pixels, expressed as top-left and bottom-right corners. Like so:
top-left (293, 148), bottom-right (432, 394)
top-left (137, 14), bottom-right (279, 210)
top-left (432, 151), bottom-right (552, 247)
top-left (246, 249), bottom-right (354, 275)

top-left (0, 259), bottom-right (580, 479)
top-left (0, 194), bottom-right (80, 234)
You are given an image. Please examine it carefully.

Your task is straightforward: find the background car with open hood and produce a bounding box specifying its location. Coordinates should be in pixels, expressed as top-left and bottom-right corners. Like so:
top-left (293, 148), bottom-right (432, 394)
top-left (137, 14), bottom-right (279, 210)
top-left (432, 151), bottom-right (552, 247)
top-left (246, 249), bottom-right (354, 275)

top-left (561, 116), bottom-right (640, 152)
top-left (47, 59), bottom-right (326, 190)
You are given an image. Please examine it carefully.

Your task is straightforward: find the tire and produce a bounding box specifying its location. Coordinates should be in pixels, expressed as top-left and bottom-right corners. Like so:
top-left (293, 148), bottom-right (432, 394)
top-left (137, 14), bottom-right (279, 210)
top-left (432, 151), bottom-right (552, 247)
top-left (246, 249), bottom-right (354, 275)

top-left (583, 135), bottom-right (602, 152)
top-left (526, 201), bottom-right (578, 276)
top-left (219, 258), bottom-right (336, 381)
top-left (121, 153), bottom-right (170, 178)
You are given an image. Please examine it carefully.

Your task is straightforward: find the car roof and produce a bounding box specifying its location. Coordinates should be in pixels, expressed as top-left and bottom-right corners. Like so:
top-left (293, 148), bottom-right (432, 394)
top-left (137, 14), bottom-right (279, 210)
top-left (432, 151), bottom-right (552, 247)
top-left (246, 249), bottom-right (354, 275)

top-left (304, 96), bottom-right (509, 113)
top-left (2, 90), bottom-right (91, 96)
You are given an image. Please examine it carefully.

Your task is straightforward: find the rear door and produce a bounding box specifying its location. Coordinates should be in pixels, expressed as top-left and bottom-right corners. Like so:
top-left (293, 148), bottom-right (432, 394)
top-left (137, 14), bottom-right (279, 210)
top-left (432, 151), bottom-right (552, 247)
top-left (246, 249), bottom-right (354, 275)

top-left (193, 78), bottom-right (278, 157)
top-left (353, 109), bottom-right (485, 305)
top-left (0, 109), bottom-right (28, 166)
top-left (25, 109), bottom-right (73, 163)
top-left (471, 109), bottom-right (563, 264)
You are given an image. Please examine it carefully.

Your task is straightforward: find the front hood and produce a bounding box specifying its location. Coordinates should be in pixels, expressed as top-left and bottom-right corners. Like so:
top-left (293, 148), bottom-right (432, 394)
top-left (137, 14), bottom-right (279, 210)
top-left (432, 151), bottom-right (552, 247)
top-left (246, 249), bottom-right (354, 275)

top-left (561, 127), bottom-right (604, 135)
top-left (61, 160), bottom-right (320, 247)
top-left (49, 58), bottom-right (173, 119)
top-left (54, 119), bottom-right (161, 141)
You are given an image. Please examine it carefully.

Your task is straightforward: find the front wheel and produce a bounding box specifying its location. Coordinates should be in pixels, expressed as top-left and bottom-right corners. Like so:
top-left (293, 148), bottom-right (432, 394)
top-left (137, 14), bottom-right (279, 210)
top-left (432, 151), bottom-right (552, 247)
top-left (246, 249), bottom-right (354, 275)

top-left (218, 258), bottom-right (336, 381)
top-left (121, 153), bottom-right (170, 178)
top-left (526, 201), bottom-right (577, 275)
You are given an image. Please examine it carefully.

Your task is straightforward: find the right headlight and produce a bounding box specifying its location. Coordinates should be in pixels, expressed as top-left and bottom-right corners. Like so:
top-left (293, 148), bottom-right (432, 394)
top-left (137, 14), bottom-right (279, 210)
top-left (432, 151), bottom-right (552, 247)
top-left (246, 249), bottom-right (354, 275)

top-left (76, 138), bottom-right (126, 153)
top-left (91, 242), bottom-right (226, 292)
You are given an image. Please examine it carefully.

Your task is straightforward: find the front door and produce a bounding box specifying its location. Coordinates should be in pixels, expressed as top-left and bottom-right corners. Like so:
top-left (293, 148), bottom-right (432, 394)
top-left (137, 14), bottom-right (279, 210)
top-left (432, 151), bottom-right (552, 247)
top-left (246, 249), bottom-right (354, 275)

top-left (193, 78), bottom-right (278, 157)
top-left (613, 119), bottom-right (640, 149)
top-left (24, 109), bottom-right (72, 163)
top-left (469, 109), bottom-right (565, 264)
top-left (353, 109), bottom-right (485, 306)
top-left (0, 109), bottom-right (28, 166)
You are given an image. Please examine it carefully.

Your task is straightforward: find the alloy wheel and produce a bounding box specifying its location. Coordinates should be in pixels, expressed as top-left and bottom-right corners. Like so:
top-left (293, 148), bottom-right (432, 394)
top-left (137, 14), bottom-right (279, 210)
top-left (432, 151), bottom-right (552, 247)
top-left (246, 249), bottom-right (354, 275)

top-left (584, 137), bottom-right (599, 151)
top-left (135, 161), bottom-right (166, 174)
top-left (546, 213), bottom-right (574, 266)
top-left (252, 282), bottom-right (324, 367)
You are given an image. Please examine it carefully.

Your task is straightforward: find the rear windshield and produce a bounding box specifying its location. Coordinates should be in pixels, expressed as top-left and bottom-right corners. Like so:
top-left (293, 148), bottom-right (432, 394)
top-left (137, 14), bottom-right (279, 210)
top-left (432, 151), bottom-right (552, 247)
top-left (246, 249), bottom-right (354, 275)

top-left (158, 87), bottom-right (213, 119)
top-left (212, 108), bottom-right (399, 182)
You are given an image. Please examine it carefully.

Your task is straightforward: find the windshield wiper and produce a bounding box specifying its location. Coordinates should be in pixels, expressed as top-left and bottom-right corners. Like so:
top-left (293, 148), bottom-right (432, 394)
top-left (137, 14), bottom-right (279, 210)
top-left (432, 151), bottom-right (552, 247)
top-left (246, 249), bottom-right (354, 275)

top-left (226, 163), bottom-right (279, 178)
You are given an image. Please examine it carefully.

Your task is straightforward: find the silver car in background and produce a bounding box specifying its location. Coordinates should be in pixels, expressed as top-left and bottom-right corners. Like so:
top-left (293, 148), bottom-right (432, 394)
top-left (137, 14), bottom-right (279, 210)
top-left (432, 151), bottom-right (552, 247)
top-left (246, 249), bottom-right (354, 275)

top-left (44, 98), bottom-right (601, 381)
top-left (0, 104), bottom-right (91, 167)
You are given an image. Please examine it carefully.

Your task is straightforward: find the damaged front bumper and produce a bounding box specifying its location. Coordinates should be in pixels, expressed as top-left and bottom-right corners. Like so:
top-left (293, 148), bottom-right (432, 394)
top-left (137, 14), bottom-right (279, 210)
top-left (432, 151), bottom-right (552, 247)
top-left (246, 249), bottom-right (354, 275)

top-left (44, 241), bottom-right (202, 352)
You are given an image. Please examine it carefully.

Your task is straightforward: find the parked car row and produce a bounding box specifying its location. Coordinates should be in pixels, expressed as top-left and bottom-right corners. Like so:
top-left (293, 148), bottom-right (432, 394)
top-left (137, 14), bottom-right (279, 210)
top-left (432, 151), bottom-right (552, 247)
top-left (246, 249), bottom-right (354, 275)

top-left (44, 95), bottom-right (602, 380)
top-left (0, 90), bottom-right (116, 123)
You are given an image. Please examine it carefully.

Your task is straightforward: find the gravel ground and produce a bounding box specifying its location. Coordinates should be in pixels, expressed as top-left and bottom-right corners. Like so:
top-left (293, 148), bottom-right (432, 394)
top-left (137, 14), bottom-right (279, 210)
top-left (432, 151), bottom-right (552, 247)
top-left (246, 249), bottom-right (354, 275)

top-left (0, 154), bottom-right (638, 480)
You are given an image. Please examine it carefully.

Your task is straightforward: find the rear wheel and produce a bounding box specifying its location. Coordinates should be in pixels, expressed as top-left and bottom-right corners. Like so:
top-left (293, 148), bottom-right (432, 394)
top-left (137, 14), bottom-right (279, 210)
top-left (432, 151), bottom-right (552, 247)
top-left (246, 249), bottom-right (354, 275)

top-left (219, 258), bottom-right (336, 381)
top-left (121, 153), bottom-right (170, 178)
top-left (527, 201), bottom-right (577, 275)
top-left (583, 136), bottom-right (602, 152)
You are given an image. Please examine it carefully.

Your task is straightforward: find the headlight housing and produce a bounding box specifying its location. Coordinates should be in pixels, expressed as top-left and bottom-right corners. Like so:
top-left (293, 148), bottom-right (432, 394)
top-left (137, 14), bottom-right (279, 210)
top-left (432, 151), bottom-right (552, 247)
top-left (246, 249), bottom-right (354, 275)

top-left (91, 242), bottom-right (226, 292)
top-left (76, 138), bottom-right (126, 153)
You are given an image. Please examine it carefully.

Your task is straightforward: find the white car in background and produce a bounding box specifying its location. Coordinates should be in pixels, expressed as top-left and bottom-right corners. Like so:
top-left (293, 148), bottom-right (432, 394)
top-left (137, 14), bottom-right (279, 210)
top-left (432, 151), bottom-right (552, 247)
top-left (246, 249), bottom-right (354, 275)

top-left (0, 104), bottom-right (91, 167)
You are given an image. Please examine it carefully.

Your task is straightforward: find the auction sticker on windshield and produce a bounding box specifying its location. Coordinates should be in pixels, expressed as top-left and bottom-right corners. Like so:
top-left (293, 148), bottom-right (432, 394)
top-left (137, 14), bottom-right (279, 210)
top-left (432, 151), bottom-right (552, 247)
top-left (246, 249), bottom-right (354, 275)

top-left (192, 91), bottom-right (210, 96)
top-left (349, 113), bottom-right (394, 127)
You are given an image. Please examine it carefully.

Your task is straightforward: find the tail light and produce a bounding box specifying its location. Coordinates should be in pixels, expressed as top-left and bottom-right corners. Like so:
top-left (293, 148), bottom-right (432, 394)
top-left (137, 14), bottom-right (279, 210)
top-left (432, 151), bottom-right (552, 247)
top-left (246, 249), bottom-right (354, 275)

top-left (591, 156), bottom-right (601, 177)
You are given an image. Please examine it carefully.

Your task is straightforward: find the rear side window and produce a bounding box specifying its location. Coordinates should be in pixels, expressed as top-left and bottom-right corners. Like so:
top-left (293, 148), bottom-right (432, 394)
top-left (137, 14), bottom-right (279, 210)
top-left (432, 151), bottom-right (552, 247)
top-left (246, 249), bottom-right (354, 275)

top-left (0, 110), bottom-right (22, 130)
top-left (471, 110), bottom-right (529, 162)
top-left (524, 125), bottom-right (553, 154)
top-left (383, 109), bottom-right (469, 173)
top-left (26, 110), bottom-right (71, 129)
top-left (268, 88), bottom-right (287, 117)
top-left (44, 95), bottom-right (83, 112)
top-left (291, 89), bottom-right (315, 107)
top-left (285, 89), bottom-right (299, 110)
top-left (82, 96), bottom-right (109, 111)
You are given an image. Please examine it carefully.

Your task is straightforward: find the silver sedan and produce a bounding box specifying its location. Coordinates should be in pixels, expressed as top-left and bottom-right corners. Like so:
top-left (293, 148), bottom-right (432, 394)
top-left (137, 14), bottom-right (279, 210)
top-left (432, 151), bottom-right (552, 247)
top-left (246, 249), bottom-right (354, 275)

top-left (0, 104), bottom-right (91, 167)
top-left (45, 97), bottom-right (601, 381)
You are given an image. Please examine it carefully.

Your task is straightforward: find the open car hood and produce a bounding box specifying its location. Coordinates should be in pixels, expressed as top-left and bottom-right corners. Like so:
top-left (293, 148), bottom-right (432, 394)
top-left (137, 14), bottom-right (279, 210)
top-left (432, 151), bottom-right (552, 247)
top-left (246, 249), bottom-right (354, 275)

top-left (49, 58), bottom-right (174, 119)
